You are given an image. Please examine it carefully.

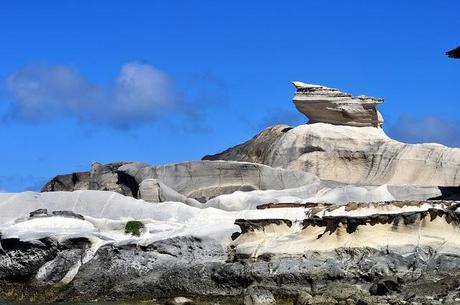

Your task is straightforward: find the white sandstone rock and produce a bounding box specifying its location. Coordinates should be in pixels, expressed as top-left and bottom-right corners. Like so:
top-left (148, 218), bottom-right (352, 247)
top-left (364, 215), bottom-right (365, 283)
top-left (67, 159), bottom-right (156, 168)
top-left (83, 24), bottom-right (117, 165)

top-left (292, 81), bottom-right (384, 127)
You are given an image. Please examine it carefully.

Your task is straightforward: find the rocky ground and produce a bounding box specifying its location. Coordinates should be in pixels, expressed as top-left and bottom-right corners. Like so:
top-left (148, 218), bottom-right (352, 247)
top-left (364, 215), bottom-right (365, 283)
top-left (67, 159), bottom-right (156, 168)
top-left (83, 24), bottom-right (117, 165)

top-left (2, 235), bottom-right (460, 304)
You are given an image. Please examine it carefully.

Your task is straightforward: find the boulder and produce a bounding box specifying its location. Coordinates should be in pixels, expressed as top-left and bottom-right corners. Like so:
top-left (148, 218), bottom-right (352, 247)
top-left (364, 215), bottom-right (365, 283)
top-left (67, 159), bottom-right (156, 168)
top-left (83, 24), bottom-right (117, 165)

top-left (292, 81), bottom-right (383, 127)
top-left (89, 162), bottom-right (137, 197)
top-left (138, 179), bottom-right (201, 206)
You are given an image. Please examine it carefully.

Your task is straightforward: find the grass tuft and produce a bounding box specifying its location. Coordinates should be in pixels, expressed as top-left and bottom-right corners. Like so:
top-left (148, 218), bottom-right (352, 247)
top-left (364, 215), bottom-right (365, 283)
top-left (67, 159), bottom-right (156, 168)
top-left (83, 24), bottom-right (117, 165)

top-left (125, 220), bottom-right (145, 237)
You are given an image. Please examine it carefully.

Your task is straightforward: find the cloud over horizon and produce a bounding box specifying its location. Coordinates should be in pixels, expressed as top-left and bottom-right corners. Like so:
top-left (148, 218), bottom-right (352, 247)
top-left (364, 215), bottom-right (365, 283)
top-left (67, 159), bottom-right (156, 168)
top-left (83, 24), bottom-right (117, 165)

top-left (3, 62), bottom-right (180, 128)
top-left (387, 116), bottom-right (460, 148)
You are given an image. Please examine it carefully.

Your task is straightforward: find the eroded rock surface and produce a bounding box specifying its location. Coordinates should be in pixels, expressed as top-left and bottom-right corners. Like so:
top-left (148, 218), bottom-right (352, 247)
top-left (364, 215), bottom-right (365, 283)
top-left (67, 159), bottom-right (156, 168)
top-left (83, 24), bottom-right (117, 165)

top-left (41, 172), bottom-right (90, 192)
top-left (205, 123), bottom-right (460, 186)
top-left (292, 81), bottom-right (384, 127)
top-left (43, 160), bottom-right (320, 204)
top-left (9, 80), bottom-right (460, 304)
top-left (2, 201), bottom-right (460, 304)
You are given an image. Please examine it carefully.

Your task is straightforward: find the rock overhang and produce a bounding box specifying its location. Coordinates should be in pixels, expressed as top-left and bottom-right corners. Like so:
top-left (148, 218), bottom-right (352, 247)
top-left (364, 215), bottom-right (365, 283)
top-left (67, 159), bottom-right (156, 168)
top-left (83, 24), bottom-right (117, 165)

top-left (292, 81), bottom-right (384, 128)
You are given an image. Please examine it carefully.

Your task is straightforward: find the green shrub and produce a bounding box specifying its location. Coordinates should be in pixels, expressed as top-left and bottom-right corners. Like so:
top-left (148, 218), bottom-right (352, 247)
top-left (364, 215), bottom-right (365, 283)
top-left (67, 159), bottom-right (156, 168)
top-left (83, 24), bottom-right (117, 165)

top-left (125, 220), bottom-right (145, 237)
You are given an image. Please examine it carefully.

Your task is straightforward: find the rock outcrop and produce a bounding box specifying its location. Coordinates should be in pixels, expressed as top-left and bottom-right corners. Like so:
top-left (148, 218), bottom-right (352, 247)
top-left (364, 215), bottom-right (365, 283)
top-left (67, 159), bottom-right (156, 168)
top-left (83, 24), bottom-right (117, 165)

top-left (205, 123), bottom-right (460, 186)
top-left (41, 162), bottom-right (135, 196)
top-left (447, 45), bottom-right (460, 58)
top-left (232, 200), bottom-right (460, 257)
top-left (292, 81), bottom-right (384, 127)
top-left (41, 172), bottom-right (90, 192)
top-left (42, 160), bottom-right (319, 204)
top-left (6, 80), bottom-right (460, 304)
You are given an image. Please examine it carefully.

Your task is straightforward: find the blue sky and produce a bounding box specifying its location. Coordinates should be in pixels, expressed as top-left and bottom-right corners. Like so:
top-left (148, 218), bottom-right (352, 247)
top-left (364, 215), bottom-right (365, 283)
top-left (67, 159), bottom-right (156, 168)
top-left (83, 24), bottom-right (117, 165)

top-left (0, 0), bottom-right (459, 192)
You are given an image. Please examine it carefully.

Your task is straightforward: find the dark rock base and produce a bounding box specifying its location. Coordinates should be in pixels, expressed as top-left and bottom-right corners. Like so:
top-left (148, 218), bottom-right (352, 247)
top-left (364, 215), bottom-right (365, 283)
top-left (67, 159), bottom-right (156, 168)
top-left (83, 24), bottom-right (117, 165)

top-left (1, 237), bottom-right (460, 304)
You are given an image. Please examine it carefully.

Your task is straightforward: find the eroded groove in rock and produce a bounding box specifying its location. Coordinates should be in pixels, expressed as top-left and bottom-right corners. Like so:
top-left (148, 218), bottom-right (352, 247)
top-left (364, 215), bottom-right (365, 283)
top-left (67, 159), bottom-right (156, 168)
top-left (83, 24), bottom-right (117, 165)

top-left (232, 201), bottom-right (460, 258)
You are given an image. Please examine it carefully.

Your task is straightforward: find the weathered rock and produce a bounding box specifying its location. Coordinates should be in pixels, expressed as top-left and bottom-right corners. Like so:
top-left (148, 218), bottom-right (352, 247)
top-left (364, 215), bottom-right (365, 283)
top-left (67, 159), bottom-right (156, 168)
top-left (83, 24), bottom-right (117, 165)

top-left (205, 123), bottom-right (460, 186)
top-left (41, 162), bottom-right (136, 196)
top-left (165, 296), bottom-right (195, 305)
top-left (446, 46), bottom-right (460, 59)
top-left (42, 160), bottom-right (319, 203)
top-left (29, 209), bottom-right (48, 218)
top-left (292, 82), bottom-right (383, 127)
top-left (51, 210), bottom-right (85, 220)
top-left (118, 160), bottom-right (318, 202)
top-left (231, 201), bottom-right (460, 258)
top-left (203, 124), bottom-right (292, 163)
top-left (243, 287), bottom-right (276, 305)
top-left (89, 162), bottom-right (137, 197)
top-left (41, 172), bottom-right (90, 192)
top-left (369, 277), bottom-right (401, 296)
top-left (138, 178), bottom-right (201, 206)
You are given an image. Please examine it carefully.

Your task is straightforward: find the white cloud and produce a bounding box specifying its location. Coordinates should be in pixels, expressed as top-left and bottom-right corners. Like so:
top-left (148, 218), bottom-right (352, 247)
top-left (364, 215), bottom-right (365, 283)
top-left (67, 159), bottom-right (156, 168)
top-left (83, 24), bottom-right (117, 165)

top-left (387, 116), bottom-right (460, 148)
top-left (4, 62), bottom-right (179, 128)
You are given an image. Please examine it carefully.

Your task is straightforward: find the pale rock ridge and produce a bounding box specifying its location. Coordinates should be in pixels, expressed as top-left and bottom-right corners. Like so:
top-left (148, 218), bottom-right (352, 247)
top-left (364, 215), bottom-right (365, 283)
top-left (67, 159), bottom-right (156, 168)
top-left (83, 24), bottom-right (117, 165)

top-left (138, 178), bottom-right (201, 207)
top-left (43, 160), bottom-right (320, 204)
top-left (118, 160), bottom-right (318, 202)
top-left (205, 123), bottom-right (460, 186)
top-left (292, 81), bottom-right (384, 127)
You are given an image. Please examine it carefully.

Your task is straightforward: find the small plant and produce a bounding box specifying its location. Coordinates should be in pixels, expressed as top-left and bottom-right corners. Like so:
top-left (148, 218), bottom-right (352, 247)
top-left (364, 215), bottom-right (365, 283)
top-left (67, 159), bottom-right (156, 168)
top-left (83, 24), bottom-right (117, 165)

top-left (125, 220), bottom-right (145, 237)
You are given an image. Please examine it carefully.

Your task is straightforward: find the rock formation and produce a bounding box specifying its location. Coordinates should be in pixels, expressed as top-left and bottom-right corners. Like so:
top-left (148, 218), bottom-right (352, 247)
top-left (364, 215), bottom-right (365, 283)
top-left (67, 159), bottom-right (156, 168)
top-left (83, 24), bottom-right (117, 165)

top-left (41, 171), bottom-right (90, 192)
top-left (2, 193), bottom-right (460, 304)
top-left (292, 81), bottom-right (384, 127)
top-left (233, 200), bottom-right (460, 257)
top-left (447, 45), bottom-right (460, 58)
top-left (3, 81), bottom-right (460, 304)
top-left (205, 122), bottom-right (460, 186)
top-left (43, 160), bottom-right (320, 204)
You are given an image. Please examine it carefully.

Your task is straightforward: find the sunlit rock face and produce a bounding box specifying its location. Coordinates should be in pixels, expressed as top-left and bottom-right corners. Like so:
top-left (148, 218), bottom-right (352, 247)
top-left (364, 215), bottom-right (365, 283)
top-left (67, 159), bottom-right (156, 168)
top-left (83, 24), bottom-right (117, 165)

top-left (42, 160), bottom-right (319, 203)
top-left (292, 81), bottom-right (384, 127)
top-left (205, 122), bottom-right (460, 186)
top-left (204, 82), bottom-right (460, 186)
top-left (232, 200), bottom-right (460, 258)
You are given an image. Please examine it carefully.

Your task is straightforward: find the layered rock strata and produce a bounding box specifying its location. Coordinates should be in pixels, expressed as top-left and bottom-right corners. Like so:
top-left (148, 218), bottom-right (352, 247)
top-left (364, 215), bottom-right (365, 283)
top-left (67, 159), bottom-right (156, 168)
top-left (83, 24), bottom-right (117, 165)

top-left (232, 200), bottom-right (460, 258)
top-left (292, 81), bottom-right (384, 127)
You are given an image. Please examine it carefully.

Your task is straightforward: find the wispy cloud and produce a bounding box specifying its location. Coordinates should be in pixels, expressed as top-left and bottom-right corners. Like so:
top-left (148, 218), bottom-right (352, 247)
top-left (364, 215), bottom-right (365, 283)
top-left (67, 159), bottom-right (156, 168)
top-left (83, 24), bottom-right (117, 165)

top-left (3, 62), bottom-right (185, 128)
top-left (387, 116), bottom-right (460, 148)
